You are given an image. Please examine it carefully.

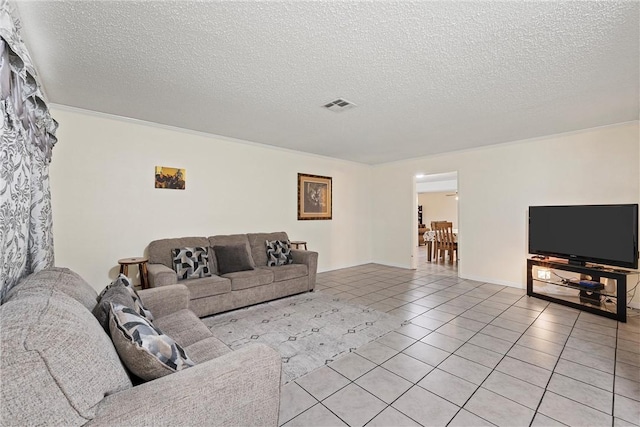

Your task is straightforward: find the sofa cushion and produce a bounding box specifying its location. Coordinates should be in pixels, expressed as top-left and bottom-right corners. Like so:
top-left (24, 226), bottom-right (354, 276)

top-left (5, 267), bottom-right (98, 311)
top-left (92, 280), bottom-right (137, 332)
top-left (180, 275), bottom-right (231, 299)
top-left (153, 309), bottom-right (214, 348)
top-left (149, 236), bottom-right (211, 269)
top-left (247, 232), bottom-right (289, 266)
top-left (266, 239), bottom-right (294, 266)
top-left (208, 234), bottom-right (255, 273)
top-left (172, 247), bottom-right (212, 280)
top-left (222, 269), bottom-right (274, 291)
top-left (259, 264), bottom-right (309, 282)
top-left (109, 303), bottom-right (195, 381)
top-left (214, 244), bottom-right (255, 275)
top-left (184, 337), bottom-right (232, 363)
top-left (0, 293), bottom-right (131, 425)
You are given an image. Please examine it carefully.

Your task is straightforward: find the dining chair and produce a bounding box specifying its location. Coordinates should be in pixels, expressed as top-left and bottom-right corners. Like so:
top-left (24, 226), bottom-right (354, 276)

top-left (429, 221), bottom-right (441, 261)
top-left (420, 226), bottom-right (432, 260)
top-left (418, 224), bottom-right (429, 246)
top-left (433, 221), bottom-right (457, 263)
top-left (430, 221), bottom-right (447, 262)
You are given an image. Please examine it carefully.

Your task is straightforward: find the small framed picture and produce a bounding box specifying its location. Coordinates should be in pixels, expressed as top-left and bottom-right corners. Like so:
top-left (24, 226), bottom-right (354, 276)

top-left (155, 166), bottom-right (186, 190)
top-left (298, 173), bottom-right (332, 220)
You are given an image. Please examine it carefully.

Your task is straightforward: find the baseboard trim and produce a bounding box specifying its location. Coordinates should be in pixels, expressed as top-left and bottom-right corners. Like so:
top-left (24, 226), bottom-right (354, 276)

top-left (458, 273), bottom-right (524, 289)
top-left (371, 261), bottom-right (413, 270)
top-left (318, 261), bottom-right (376, 273)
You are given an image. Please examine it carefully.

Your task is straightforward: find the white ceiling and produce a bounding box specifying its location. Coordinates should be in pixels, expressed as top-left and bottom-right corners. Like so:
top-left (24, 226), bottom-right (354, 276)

top-left (14, 1), bottom-right (639, 165)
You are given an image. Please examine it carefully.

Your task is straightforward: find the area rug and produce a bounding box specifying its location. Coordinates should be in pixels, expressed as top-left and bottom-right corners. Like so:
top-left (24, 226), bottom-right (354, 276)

top-left (203, 291), bottom-right (404, 384)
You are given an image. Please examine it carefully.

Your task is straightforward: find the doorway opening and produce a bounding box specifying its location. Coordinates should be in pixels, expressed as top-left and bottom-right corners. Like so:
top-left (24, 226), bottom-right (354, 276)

top-left (412, 171), bottom-right (459, 269)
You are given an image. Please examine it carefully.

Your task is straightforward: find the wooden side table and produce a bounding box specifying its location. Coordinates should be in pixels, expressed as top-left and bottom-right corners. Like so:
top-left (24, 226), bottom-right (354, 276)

top-left (290, 241), bottom-right (308, 250)
top-left (118, 257), bottom-right (149, 289)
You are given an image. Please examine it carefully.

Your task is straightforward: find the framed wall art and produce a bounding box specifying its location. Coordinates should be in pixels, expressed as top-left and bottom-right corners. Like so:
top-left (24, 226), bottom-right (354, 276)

top-left (298, 173), bottom-right (332, 220)
top-left (155, 166), bottom-right (186, 190)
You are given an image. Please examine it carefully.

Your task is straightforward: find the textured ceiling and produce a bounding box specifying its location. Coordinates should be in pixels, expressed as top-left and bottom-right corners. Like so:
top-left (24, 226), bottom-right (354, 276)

top-left (14, 1), bottom-right (639, 164)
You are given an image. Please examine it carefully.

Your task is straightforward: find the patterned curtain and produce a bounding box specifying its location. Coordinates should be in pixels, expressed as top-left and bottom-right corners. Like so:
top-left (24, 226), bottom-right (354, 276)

top-left (0, 0), bottom-right (57, 302)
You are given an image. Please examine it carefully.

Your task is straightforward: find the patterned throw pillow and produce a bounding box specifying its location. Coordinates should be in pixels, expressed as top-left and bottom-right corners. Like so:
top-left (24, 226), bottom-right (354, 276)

top-left (120, 274), bottom-right (154, 322)
top-left (109, 303), bottom-right (195, 381)
top-left (92, 280), bottom-right (137, 332)
top-left (99, 274), bottom-right (154, 322)
top-left (266, 239), bottom-right (294, 267)
top-left (172, 247), bottom-right (212, 280)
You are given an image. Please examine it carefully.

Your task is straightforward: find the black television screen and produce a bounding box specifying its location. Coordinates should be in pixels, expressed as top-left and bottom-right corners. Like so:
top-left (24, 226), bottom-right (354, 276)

top-left (528, 204), bottom-right (639, 269)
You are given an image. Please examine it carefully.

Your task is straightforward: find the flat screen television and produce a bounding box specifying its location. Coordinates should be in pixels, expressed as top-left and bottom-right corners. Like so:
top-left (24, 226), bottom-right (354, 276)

top-left (528, 204), bottom-right (639, 269)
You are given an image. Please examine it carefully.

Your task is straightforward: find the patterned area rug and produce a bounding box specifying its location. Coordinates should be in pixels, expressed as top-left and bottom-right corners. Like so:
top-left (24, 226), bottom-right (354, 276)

top-left (203, 291), bottom-right (404, 384)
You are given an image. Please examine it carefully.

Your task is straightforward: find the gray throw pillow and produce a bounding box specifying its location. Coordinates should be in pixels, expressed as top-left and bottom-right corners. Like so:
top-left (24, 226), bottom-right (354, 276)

top-left (109, 303), bottom-right (195, 381)
top-left (92, 281), bottom-right (136, 332)
top-left (214, 244), bottom-right (255, 275)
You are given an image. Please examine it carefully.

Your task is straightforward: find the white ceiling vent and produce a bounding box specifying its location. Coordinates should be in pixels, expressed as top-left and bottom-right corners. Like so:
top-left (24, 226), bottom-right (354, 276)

top-left (323, 98), bottom-right (357, 112)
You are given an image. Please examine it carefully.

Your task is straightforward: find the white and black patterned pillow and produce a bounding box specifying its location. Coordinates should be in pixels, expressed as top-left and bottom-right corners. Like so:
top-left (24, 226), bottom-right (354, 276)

top-left (92, 280), bottom-right (136, 332)
top-left (120, 274), bottom-right (154, 322)
top-left (266, 240), bottom-right (293, 267)
top-left (109, 303), bottom-right (194, 381)
top-left (100, 274), bottom-right (154, 322)
top-left (172, 247), bottom-right (212, 280)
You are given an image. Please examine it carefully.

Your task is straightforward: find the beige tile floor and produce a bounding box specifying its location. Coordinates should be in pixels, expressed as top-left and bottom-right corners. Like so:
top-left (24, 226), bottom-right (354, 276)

top-left (278, 247), bottom-right (640, 427)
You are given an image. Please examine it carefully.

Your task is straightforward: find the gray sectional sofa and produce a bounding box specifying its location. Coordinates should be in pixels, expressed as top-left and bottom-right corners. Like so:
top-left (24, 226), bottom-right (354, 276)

top-left (147, 231), bottom-right (318, 318)
top-left (0, 267), bottom-right (281, 426)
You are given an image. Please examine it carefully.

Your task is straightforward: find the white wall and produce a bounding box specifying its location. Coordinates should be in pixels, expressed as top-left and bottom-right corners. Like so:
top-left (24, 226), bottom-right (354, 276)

top-left (50, 107), bottom-right (372, 291)
top-left (418, 192), bottom-right (458, 229)
top-left (372, 122), bottom-right (640, 293)
top-left (416, 179), bottom-right (457, 193)
top-left (49, 110), bottom-right (639, 309)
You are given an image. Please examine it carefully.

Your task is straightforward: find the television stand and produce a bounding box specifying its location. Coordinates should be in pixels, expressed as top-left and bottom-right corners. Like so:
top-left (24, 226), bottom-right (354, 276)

top-left (527, 258), bottom-right (637, 322)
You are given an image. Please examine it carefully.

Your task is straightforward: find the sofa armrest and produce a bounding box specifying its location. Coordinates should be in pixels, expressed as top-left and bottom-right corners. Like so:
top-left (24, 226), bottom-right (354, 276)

top-left (291, 249), bottom-right (318, 291)
top-left (147, 263), bottom-right (178, 287)
top-left (138, 284), bottom-right (189, 318)
top-left (87, 344), bottom-right (282, 427)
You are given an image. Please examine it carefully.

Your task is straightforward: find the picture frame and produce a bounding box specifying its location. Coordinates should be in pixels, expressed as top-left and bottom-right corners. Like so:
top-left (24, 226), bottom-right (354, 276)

top-left (155, 166), bottom-right (186, 190)
top-left (298, 173), bottom-right (332, 220)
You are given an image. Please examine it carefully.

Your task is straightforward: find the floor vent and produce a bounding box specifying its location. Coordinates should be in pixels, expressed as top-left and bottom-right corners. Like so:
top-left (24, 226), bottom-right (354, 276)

top-left (323, 98), bottom-right (357, 112)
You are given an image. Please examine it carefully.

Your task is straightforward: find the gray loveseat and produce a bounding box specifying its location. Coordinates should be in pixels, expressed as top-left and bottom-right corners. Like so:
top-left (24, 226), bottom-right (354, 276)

top-left (0, 267), bottom-right (281, 426)
top-left (147, 232), bottom-right (318, 318)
